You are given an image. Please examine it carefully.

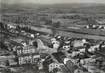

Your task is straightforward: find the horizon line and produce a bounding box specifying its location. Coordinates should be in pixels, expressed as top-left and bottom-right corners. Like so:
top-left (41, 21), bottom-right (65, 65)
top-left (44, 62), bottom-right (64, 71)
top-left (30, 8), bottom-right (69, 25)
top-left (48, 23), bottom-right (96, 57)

top-left (2, 2), bottom-right (105, 5)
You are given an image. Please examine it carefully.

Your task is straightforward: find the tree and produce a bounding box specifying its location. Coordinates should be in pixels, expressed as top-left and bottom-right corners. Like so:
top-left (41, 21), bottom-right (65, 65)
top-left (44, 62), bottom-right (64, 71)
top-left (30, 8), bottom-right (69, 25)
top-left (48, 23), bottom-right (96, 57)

top-left (0, 41), bottom-right (8, 50)
top-left (52, 21), bottom-right (61, 28)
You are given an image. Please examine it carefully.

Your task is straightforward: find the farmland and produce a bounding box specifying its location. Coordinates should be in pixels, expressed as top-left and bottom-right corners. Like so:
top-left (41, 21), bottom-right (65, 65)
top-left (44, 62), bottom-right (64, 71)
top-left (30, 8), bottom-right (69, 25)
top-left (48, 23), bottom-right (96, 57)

top-left (1, 3), bottom-right (105, 41)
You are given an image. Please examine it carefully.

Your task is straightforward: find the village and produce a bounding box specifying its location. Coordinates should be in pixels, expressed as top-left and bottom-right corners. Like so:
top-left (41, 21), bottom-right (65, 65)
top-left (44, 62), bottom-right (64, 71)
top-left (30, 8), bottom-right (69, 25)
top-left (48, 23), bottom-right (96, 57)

top-left (0, 22), bottom-right (105, 73)
top-left (1, 1), bottom-right (105, 73)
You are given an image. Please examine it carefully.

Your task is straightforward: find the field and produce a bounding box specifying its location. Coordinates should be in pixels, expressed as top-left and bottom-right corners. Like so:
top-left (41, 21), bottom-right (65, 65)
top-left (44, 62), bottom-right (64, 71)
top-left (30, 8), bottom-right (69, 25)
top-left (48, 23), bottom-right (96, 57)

top-left (1, 3), bottom-right (105, 40)
top-left (1, 3), bottom-right (105, 25)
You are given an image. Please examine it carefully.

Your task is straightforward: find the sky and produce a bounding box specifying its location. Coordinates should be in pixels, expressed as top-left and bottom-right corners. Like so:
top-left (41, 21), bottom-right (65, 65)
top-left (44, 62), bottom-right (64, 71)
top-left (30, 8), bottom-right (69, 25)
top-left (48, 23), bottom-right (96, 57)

top-left (1, 0), bottom-right (105, 4)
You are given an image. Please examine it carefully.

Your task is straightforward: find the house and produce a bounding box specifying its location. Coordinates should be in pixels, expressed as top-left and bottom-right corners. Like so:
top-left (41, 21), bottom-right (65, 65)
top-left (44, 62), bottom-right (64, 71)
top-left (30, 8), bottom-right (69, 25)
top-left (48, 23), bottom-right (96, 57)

top-left (72, 39), bottom-right (87, 48)
top-left (21, 41), bottom-right (27, 47)
top-left (80, 58), bottom-right (97, 73)
top-left (49, 62), bottom-right (63, 72)
top-left (16, 45), bottom-right (40, 65)
top-left (18, 54), bottom-right (40, 65)
top-left (99, 41), bottom-right (105, 54)
top-left (98, 25), bottom-right (104, 29)
top-left (38, 59), bottom-right (45, 70)
top-left (51, 38), bottom-right (56, 44)
top-left (16, 45), bottom-right (37, 55)
top-left (28, 33), bottom-right (35, 38)
top-left (99, 41), bottom-right (105, 49)
top-left (15, 44), bottom-right (39, 65)
top-left (50, 38), bottom-right (60, 49)
top-left (52, 52), bottom-right (66, 63)
top-left (85, 24), bottom-right (98, 29)
top-left (62, 57), bottom-right (78, 73)
top-left (62, 45), bottom-right (70, 51)
top-left (7, 23), bottom-right (16, 29)
top-left (62, 39), bottom-right (71, 50)
top-left (53, 42), bottom-right (60, 49)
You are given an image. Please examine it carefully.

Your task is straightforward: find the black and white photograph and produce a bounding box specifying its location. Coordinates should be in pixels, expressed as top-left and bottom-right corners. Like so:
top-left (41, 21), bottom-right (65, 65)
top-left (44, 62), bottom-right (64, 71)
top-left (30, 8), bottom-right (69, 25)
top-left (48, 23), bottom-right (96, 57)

top-left (0, 0), bottom-right (105, 73)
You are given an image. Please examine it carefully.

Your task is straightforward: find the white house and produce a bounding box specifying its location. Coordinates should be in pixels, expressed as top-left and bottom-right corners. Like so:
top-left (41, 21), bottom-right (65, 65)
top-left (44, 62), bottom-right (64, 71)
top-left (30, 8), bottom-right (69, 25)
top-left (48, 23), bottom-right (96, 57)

top-left (18, 54), bottom-right (40, 65)
top-left (16, 45), bottom-right (36, 55)
top-left (63, 45), bottom-right (70, 51)
top-left (7, 24), bottom-right (16, 29)
top-left (51, 38), bottom-right (60, 49)
top-left (49, 62), bottom-right (63, 72)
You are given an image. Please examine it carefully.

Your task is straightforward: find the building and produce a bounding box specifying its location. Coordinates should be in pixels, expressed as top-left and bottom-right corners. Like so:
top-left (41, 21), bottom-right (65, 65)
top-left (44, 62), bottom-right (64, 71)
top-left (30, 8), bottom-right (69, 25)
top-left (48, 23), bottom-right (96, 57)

top-left (62, 45), bottom-right (70, 51)
top-left (7, 23), bottom-right (17, 29)
top-left (52, 52), bottom-right (66, 63)
top-left (72, 39), bottom-right (87, 48)
top-left (18, 54), bottom-right (40, 65)
top-left (16, 45), bottom-right (37, 55)
top-left (49, 62), bottom-right (63, 72)
top-left (50, 38), bottom-right (60, 49)
top-left (15, 45), bottom-right (39, 65)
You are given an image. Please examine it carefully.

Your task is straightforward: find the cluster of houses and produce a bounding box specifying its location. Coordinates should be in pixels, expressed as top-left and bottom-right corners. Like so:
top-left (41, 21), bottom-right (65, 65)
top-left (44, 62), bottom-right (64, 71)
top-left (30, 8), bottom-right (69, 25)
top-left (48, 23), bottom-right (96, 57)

top-left (1, 39), bottom-right (41, 66)
top-left (0, 22), bottom-right (105, 73)
top-left (2, 32), bottom-right (104, 73)
top-left (85, 24), bottom-right (105, 30)
top-left (47, 35), bottom-right (105, 73)
top-left (16, 45), bottom-right (40, 65)
top-left (3, 23), bottom-right (40, 39)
